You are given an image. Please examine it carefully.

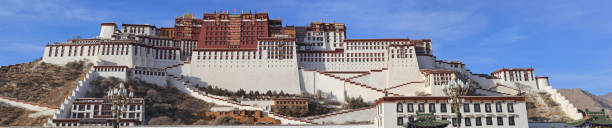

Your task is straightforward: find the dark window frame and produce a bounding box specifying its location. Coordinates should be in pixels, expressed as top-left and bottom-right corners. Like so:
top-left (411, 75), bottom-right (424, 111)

top-left (407, 103), bottom-right (414, 112)
top-left (418, 103), bottom-right (425, 112)
top-left (397, 103), bottom-right (403, 112)
top-left (440, 103), bottom-right (447, 113)
top-left (497, 117), bottom-right (504, 126)
top-left (429, 103), bottom-right (436, 113)
top-left (485, 103), bottom-right (492, 113)
top-left (496, 103), bottom-right (503, 112)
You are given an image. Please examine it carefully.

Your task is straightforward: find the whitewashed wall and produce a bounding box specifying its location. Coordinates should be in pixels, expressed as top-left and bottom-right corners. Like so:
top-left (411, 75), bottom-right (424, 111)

top-left (309, 107), bottom-right (375, 124)
top-left (540, 85), bottom-right (582, 120)
top-left (47, 61), bottom-right (100, 127)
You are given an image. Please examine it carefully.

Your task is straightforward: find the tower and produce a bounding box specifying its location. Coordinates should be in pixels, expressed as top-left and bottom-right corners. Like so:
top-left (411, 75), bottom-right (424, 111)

top-left (99, 23), bottom-right (117, 39)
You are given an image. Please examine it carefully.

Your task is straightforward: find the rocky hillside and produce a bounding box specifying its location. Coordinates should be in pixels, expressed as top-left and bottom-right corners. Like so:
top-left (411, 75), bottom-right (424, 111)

top-left (0, 103), bottom-right (50, 126)
top-left (525, 91), bottom-right (572, 122)
top-left (0, 60), bottom-right (89, 126)
top-left (558, 88), bottom-right (612, 114)
top-left (599, 92), bottom-right (612, 103)
top-left (88, 77), bottom-right (216, 125)
top-left (0, 60), bottom-right (90, 106)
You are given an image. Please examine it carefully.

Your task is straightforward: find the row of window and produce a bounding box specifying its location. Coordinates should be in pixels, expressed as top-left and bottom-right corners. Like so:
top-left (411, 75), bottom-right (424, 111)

top-left (396, 103), bottom-right (515, 113)
top-left (134, 70), bottom-right (165, 76)
top-left (275, 101), bottom-right (307, 105)
top-left (344, 42), bottom-right (407, 47)
top-left (398, 116), bottom-right (516, 126)
top-left (429, 74), bottom-right (452, 86)
top-left (73, 104), bottom-right (142, 111)
top-left (122, 26), bottom-right (157, 35)
top-left (299, 57), bottom-right (385, 62)
top-left (300, 53), bottom-right (384, 58)
top-left (493, 71), bottom-right (536, 82)
top-left (94, 68), bottom-right (126, 72)
top-left (48, 45), bottom-right (97, 57)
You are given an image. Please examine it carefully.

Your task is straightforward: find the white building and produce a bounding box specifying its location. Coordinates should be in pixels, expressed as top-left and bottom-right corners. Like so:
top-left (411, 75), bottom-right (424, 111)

top-left (38, 13), bottom-right (584, 126)
top-left (51, 98), bottom-right (145, 127)
top-left (373, 96), bottom-right (528, 128)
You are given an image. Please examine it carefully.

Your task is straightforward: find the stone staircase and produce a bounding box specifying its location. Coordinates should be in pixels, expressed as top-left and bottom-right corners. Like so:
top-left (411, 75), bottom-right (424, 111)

top-left (310, 69), bottom-right (403, 97)
top-left (384, 81), bottom-right (425, 91)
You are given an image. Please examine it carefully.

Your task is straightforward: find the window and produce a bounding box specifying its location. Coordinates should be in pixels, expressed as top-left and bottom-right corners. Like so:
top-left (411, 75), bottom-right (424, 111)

top-left (407, 103), bottom-right (414, 112)
top-left (418, 103), bottom-right (425, 112)
top-left (496, 103), bottom-right (503, 112)
top-left (465, 118), bottom-right (471, 126)
top-left (474, 103), bottom-right (481, 112)
top-left (397, 103), bottom-right (403, 112)
top-left (508, 103), bottom-right (514, 113)
top-left (486, 117), bottom-right (493, 125)
top-left (452, 118), bottom-right (457, 126)
top-left (440, 103), bottom-right (447, 112)
top-left (429, 103), bottom-right (436, 113)
top-left (476, 117), bottom-right (482, 126)
top-left (397, 117), bottom-right (404, 126)
top-left (485, 103), bottom-right (492, 113)
top-left (463, 104), bottom-right (470, 112)
top-left (497, 117), bottom-right (504, 125)
top-left (509, 116), bottom-right (515, 125)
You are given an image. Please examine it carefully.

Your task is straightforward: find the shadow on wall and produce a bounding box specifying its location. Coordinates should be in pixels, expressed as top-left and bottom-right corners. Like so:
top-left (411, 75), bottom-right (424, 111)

top-left (99, 60), bottom-right (118, 66)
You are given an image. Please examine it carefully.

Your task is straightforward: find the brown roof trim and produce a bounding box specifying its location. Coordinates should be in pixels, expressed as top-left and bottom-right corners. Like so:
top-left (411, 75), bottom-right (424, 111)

top-left (491, 68), bottom-right (534, 74)
top-left (193, 48), bottom-right (258, 51)
top-left (322, 71), bottom-right (369, 74)
top-left (101, 23), bottom-right (117, 26)
top-left (297, 49), bottom-right (344, 53)
top-left (122, 23), bottom-right (156, 27)
top-left (46, 43), bottom-right (99, 47)
top-left (373, 96), bottom-right (526, 106)
top-left (258, 37), bottom-right (296, 42)
top-left (344, 38), bottom-right (410, 42)
top-left (536, 76), bottom-right (549, 79)
top-left (69, 39), bottom-right (101, 41)
top-left (389, 44), bottom-right (415, 47)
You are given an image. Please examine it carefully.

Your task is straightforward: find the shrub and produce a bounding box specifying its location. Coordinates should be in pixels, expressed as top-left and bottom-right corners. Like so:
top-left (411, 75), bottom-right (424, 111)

top-left (212, 116), bottom-right (235, 125)
top-left (345, 96), bottom-right (369, 109)
top-left (148, 116), bottom-right (175, 125)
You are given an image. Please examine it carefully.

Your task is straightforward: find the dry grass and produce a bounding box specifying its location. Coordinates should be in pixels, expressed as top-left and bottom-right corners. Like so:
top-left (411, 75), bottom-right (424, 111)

top-left (0, 103), bottom-right (50, 126)
top-left (0, 60), bottom-right (90, 126)
top-left (0, 60), bottom-right (90, 106)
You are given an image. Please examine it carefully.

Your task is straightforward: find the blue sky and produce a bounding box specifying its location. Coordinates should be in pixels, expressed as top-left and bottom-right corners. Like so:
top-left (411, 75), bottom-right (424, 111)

top-left (1, 0), bottom-right (611, 94)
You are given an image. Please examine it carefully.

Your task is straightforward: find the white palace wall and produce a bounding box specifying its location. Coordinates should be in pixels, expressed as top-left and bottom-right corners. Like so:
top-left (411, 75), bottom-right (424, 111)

top-left (299, 69), bottom-right (350, 102)
top-left (43, 44), bottom-right (100, 65)
top-left (43, 41), bottom-right (182, 68)
top-left (386, 46), bottom-right (422, 88)
top-left (185, 40), bottom-right (301, 94)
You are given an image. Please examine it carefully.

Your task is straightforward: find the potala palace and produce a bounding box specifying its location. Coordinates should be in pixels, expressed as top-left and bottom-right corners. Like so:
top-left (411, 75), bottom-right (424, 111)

top-left (36, 11), bottom-right (583, 127)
